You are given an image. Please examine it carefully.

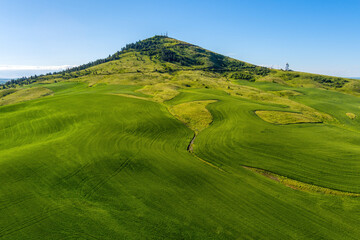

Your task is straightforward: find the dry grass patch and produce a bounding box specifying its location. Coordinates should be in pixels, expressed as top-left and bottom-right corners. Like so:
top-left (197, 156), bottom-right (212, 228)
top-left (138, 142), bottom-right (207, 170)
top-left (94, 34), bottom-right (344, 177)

top-left (0, 87), bottom-right (52, 106)
top-left (0, 89), bottom-right (17, 98)
top-left (255, 110), bottom-right (322, 125)
top-left (270, 90), bottom-right (302, 97)
top-left (256, 76), bottom-right (288, 85)
top-left (168, 100), bottom-right (217, 133)
top-left (110, 93), bottom-right (150, 101)
top-left (346, 112), bottom-right (356, 119)
top-left (245, 166), bottom-right (360, 197)
top-left (137, 83), bottom-right (179, 102)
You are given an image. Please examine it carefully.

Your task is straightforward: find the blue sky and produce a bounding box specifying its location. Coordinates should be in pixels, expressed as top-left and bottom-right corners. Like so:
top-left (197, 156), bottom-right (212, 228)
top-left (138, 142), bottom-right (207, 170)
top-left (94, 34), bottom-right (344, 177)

top-left (0, 0), bottom-right (359, 78)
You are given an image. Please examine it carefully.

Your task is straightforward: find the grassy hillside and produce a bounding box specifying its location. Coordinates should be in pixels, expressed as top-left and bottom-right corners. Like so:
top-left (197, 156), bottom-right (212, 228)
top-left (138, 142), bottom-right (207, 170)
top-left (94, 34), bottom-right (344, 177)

top-left (1, 36), bottom-right (360, 239)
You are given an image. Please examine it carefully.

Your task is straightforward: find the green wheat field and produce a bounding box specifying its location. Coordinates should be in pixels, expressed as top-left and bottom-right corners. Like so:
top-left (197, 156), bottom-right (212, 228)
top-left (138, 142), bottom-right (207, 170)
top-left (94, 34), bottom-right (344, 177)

top-left (1, 36), bottom-right (360, 239)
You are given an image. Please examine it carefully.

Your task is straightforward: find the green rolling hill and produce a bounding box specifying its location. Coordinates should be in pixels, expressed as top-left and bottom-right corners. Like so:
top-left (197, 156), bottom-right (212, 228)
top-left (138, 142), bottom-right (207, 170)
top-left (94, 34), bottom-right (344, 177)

top-left (1, 36), bottom-right (360, 239)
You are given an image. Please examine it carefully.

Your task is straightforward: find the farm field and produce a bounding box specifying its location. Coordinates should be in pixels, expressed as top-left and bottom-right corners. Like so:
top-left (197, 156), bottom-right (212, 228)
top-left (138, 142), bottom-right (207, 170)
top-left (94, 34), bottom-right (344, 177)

top-left (1, 36), bottom-right (360, 239)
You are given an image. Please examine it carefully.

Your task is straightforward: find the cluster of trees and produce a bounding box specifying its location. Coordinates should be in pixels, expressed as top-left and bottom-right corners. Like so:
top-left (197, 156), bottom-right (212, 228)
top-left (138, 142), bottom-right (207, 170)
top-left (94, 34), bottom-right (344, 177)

top-left (252, 67), bottom-right (271, 76)
top-left (309, 75), bottom-right (348, 88)
top-left (278, 72), bottom-right (349, 88)
top-left (205, 52), bottom-right (270, 77)
top-left (159, 49), bottom-right (200, 66)
top-left (230, 72), bottom-right (254, 81)
top-left (122, 36), bottom-right (200, 66)
top-left (0, 77), bottom-right (37, 89)
top-left (279, 72), bottom-right (300, 81)
top-left (121, 35), bottom-right (168, 52)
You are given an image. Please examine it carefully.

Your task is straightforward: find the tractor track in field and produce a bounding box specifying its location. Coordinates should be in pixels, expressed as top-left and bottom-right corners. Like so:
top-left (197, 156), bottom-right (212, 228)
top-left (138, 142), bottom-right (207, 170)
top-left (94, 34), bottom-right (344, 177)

top-left (54, 162), bottom-right (92, 187)
top-left (0, 194), bottom-right (35, 211)
top-left (83, 153), bottom-right (137, 198)
top-left (61, 232), bottom-right (101, 240)
top-left (0, 206), bottom-right (63, 238)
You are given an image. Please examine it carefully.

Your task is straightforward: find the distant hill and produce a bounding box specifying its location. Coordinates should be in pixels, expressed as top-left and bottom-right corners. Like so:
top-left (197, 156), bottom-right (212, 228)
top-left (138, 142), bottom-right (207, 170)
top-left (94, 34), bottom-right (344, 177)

top-left (1, 36), bottom-right (359, 95)
top-left (0, 78), bottom-right (10, 83)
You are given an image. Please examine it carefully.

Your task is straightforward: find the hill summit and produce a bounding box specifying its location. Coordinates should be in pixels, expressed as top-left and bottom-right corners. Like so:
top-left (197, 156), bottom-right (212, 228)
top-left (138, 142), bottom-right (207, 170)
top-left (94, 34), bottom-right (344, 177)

top-left (2, 36), bottom-right (359, 95)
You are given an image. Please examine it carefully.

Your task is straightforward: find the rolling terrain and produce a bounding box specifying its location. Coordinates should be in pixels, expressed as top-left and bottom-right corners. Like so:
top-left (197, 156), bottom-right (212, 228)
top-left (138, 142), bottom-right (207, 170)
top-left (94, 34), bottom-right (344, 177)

top-left (1, 36), bottom-right (360, 239)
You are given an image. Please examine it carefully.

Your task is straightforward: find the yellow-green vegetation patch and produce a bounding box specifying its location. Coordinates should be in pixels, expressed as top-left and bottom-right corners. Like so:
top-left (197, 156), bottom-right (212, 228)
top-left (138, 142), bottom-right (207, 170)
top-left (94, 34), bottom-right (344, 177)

top-left (255, 110), bottom-right (322, 124)
top-left (168, 100), bottom-right (217, 133)
top-left (0, 88), bottom-right (17, 98)
top-left (342, 81), bottom-right (360, 95)
top-left (86, 52), bottom-right (161, 74)
top-left (0, 87), bottom-right (52, 106)
top-left (346, 112), bottom-right (356, 119)
top-left (245, 166), bottom-right (360, 197)
top-left (137, 83), bottom-right (179, 102)
top-left (270, 90), bottom-right (302, 97)
top-left (110, 93), bottom-right (150, 101)
top-left (224, 81), bottom-right (332, 122)
top-left (256, 75), bottom-right (288, 85)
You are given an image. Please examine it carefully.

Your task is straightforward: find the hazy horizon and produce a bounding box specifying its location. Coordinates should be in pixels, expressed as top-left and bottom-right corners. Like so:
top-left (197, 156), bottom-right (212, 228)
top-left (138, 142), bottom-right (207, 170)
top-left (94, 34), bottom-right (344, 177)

top-left (1, 67), bottom-right (359, 80)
